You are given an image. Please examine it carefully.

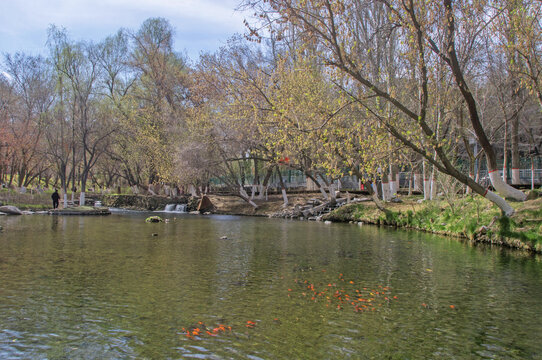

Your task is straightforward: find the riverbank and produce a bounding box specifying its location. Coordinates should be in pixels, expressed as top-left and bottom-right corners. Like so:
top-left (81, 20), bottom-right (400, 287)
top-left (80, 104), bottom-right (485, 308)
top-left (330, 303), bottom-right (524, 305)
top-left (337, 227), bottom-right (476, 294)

top-left (48, 206), bottom-right (111, 215)
top-left (321, 195), bottom-right (542, 253)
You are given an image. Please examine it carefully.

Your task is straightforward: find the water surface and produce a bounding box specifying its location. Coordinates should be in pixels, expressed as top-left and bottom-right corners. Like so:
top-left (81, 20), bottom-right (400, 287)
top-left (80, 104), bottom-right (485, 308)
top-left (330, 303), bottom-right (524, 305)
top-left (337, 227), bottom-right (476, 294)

top-left (1, 213), bottom-right (541, 359)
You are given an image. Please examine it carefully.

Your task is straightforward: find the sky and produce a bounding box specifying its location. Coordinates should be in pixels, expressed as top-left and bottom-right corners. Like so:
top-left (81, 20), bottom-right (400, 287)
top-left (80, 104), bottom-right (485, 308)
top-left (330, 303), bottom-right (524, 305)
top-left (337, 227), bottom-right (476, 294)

top-left (0, 0), bottom-right (250, 62)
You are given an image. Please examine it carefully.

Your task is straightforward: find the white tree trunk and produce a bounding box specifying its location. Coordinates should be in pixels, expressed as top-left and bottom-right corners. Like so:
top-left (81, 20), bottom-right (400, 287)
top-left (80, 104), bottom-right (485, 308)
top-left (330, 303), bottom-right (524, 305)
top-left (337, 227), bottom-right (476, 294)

top-left (484, 189), bottom-right (514, 216)
top-left (306, 176), bottom-right (318, 191)
top-left (511, 168), bottom-right (520, 185)
top-left (389, 176), bottom-right (397, 197)
top-left (319, 185), bottom-right (329, 200)
top-left (329, 183), bottom-right (337, 201)
top-left (240, 188), bottom-right (258, 208)
top-left (489, 170), bottom-right (526, 201)
top-left (63, 193), bottom-right (68, 208)
top-left (423, 178), bottom-right (431, 201)
top-left (381, 181), bottom-right (391, 202)
top-left (281, 188), bottom-right (289, 207)
top-left (422, 161), bottom-right (430, 200)
top-left (256, 184), bottom-right (266, 200)
top-left (79, 192), bottom-right (86, 206)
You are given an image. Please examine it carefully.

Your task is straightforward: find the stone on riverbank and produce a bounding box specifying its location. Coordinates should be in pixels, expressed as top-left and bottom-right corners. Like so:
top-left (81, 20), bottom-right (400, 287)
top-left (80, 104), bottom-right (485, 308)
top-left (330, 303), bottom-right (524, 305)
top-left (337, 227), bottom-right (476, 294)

top-left (197, 195), bottom-right (215, 212)
top-left (0, 205), bottom-right (23, 215)
top-left (49, 206), bottom-right (111, 215)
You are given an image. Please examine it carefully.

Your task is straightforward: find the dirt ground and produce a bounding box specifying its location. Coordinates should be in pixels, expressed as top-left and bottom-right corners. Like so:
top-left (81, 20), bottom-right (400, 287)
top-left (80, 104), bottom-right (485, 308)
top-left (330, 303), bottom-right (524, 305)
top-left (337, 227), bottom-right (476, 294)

top-left (208, 192), bottom-right (331, 216)
top-left (206, 191), bottom-right (413, 217)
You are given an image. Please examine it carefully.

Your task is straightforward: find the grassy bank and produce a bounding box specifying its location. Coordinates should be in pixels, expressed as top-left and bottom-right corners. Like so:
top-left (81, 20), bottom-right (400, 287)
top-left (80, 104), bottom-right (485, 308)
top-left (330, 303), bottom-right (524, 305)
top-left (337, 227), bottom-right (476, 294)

top-left (323, 194), bottom-right (542, 253)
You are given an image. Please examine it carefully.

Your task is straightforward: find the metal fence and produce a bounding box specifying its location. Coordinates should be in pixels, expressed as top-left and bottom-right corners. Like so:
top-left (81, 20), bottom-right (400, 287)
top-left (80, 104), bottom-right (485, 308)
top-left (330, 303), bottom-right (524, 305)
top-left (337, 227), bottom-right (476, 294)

top-left (214, 166), bottom-right (542, 192)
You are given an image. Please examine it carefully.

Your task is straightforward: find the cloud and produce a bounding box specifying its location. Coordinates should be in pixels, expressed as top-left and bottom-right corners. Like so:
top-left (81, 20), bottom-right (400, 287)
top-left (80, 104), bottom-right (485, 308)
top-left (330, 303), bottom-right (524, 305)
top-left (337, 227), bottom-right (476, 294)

top-left (0, 0), bottom-right (248, 59)
top-left (1, 71), bottom-right (13, 82)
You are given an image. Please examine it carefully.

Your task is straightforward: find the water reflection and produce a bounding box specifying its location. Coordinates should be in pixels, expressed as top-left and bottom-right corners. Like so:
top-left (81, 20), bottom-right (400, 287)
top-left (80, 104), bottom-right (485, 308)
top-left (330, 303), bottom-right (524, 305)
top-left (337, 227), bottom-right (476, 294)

top-left (0, 214), bottom-right (541, 359)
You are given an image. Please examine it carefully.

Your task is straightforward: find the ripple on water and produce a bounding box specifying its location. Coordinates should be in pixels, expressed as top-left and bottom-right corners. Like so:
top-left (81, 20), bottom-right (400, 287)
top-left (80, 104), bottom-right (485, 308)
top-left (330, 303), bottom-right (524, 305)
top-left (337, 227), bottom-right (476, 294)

top-left (1, 215), bottom-right (542, 358)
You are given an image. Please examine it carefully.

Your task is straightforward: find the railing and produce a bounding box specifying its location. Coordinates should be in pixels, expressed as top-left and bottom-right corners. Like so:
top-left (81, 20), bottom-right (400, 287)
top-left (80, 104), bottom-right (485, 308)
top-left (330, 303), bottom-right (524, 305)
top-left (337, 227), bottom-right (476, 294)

top-left (211, 167), bottom-right (542, 192)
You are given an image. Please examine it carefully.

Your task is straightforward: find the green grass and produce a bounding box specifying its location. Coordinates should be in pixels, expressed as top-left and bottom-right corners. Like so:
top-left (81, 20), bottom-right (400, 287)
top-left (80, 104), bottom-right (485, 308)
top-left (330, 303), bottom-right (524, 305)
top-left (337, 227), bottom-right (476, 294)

top-left (325, 195), bottom-right (542, 252)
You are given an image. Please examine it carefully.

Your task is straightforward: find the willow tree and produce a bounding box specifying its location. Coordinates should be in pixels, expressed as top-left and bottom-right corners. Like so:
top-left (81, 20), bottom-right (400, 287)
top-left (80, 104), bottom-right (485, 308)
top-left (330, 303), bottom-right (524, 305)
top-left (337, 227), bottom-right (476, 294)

top-left (2, 53), bottom-right (54, 187)
top-left (128, 18), bottom-right (190, 186)
top-left (180, 42), bottom-right (268, 207)
top-left (47, 26), bottom-right (118, 206)
top-left (244, 0), bottom-right (530, 215)
top-left (507, 0), bottom-right (542, 113)
top-left (498, 0), bottom-right (542, 187)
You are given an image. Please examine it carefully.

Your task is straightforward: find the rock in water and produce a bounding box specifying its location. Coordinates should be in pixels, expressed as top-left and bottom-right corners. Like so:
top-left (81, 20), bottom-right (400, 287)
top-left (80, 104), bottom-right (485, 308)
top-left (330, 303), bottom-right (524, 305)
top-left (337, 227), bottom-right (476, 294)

top-left (0, 205), bottom-right (23, 215)
top-left (145, 216), bottom-right (163, 223)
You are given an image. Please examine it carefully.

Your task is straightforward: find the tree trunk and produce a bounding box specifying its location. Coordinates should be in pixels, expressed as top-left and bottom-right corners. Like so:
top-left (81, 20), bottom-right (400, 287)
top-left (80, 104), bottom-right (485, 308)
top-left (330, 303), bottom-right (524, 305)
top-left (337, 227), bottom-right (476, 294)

top-left (315, 173), bottom-right (330, 200)
top-left (422, 161), bottom-right (430, 200)
top-left (444, 0), bottom-right (526, 201)
top-left (251, 158), bottom-right (260, 199)
top-left (239, 187), bottom-right (258, 209)
top-left (276, 166), bottom-right (288, 207)
top-left (381, 172), bottom-right (391, 202)
top-left (79, 192), bottom-right (86, 206)
top-left (430, 161), bottom-right (437, 200)
top-left (389, 164), bottom-right (398, 196)
top-left (531, 156), bottom-right (535, 190)
top-left (511, 116), bottom-right (520, 184)
top-left (257, 166), bottom-right (273, 200)
top-left (503, 116), bottom-right (509, 184)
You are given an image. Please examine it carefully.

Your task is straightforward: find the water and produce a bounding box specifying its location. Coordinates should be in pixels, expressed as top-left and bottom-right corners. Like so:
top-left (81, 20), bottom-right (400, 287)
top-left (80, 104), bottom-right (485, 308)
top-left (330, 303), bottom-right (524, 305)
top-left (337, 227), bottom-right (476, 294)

top-left (163, 204), bottom-right (187, 213)
top-left (1, 214), bottom-right (541, 359)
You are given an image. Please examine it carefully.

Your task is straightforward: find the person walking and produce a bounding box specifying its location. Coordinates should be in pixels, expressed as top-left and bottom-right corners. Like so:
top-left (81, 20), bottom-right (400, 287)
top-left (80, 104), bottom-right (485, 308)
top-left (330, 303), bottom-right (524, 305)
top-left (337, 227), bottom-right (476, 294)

top-left (51, 189), bottom-right (60, 209)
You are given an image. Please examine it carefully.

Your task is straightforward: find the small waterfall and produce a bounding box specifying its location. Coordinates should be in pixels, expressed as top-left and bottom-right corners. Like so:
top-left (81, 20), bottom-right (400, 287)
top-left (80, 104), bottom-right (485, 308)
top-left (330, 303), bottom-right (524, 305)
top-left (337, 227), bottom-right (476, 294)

top-left (164, 204), bottom-right (187, 213)
top-left (175, 204), bottom-right (187, 212)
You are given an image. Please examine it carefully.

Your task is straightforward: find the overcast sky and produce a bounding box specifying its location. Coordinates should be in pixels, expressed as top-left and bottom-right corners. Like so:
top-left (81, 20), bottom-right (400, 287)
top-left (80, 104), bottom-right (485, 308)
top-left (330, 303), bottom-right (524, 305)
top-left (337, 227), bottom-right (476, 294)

top-left (0, 0), bottom-right (249, 61)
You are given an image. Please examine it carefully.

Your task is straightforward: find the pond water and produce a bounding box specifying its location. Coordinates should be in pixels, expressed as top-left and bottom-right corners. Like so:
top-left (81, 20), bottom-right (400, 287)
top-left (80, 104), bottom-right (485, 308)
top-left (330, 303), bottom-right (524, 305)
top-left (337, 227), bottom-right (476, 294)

top-left (0, 213), bottom-right (541, 359)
